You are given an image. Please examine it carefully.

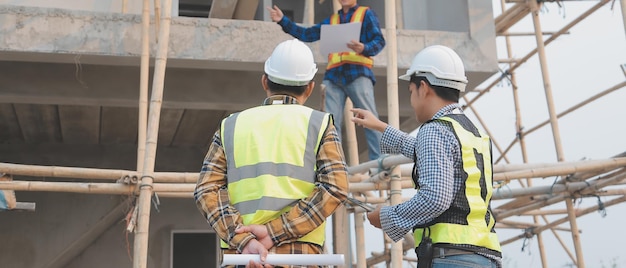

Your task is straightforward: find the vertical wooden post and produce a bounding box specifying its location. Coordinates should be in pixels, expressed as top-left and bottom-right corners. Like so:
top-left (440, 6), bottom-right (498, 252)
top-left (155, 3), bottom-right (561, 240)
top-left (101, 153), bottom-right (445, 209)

top-left (343, 99), bottom-right (361, 267)
top-left (137, 0), bottom-right (150, 174)
top-left (395, 0), bottom-right (403, 30)
top-left (529, 1), bottom-right (584, 267)
top-left (383, 0), bottom-right (402, 267)
top-left (303, 0), bottom-right (314, 24)
top-left (132, 0), bottom-right (173, 267)
top-left (498, 0), bottom-right (548, 265)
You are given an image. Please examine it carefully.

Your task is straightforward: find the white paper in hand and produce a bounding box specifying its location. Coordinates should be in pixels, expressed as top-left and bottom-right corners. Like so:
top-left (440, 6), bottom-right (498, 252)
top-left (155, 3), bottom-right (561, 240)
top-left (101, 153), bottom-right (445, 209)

top-left (320, 22), bottom-right (362, 56)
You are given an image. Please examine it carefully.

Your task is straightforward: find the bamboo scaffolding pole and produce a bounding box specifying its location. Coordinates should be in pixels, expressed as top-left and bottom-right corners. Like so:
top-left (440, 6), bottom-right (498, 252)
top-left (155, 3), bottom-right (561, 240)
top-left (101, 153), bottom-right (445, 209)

top-left (494, 80), bottom-right (626, 164)
top-left (0, 162), bottom-right (199, 183)
top-left (494, 137), bottom-right (517, 164)
top-left (303, 0), bottom-right (314, 25)
top-left (498, 31), bottom-right (568, 37)
top-left (493, 179), bottom-right (615, 200)
top-left (133, 0), bottom-right (172, 267)
top-left (542, 214), bottom-right (577, 264)
top-left (332, 0), bottom-right (340, 12)
top-left (528, 0), bottom-right (564, 162)
top-left (530, 169), bottom-right (626, 201)
top-left (490, 168), bottom-right (625, 210)
top-left (3, 178), bottom-right (623, 205)
top-left (2, 158), bottom-right (624, 194)
top-left (347, 154), bottom-right (411, 174)
top-left (493, 158), bottom-right (626, 182)
top-left (500, 195), bottom-right (626, 246)
top-left (0, 180), bottom-right (136, 194)
top-left (154, 0), bottom-right (161, 42)
top-left (465, 0), bottom-right (611, 108)
top-left (523, 80), bottom-right (626, 136)
top-left (335, 99), bottom-right (357, 266)
top-left (496, 220), bottom-right (572, 232)
top-left (521, 209), bottom-right (573, 215)
top-left (395, 0), bottom-right (403, 30)
top-left (495, 172), bottom-right (626, 219)
top-left (384, 1), bottom-right (403, 266)
top-left (122, 0), bottom-right (128, 13)
top-left (343, 99), bottom-right (363, 267)
top-left (533, 3), bottom-right (582, 259)
top-left (137, 0), bottom-right (151, 172)
top-left (499, 0), bottom-right (531, 197)
top-left (373, 156), bottom-right (626, 178)
top-left (494, 157), bottom-right (626, 174)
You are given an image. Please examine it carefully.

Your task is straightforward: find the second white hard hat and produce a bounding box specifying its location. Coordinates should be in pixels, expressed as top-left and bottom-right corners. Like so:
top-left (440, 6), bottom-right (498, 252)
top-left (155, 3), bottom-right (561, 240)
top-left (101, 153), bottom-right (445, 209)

top-left (264, 39), bottom-right (318, 86)
top-left (399, 45), bottom-right (468, 92)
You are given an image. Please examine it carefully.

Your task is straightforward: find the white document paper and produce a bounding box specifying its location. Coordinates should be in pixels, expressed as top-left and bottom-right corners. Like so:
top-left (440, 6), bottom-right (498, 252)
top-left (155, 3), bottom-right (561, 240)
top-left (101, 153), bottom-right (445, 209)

top-left (320, 22), bottom-right (362, 56)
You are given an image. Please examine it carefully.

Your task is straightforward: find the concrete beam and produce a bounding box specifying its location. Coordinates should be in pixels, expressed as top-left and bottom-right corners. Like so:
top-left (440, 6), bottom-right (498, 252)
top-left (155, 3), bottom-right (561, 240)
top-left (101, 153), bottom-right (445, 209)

top-left (0, 5), bottom-right (497, 89)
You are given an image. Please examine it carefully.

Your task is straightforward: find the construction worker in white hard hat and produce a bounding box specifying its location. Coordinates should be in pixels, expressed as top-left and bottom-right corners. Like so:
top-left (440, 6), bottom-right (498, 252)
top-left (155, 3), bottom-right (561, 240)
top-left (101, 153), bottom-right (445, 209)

top-left (194, 39), bottom-right (349, 268)
top-left (351, 45), bottom-right (503, 268)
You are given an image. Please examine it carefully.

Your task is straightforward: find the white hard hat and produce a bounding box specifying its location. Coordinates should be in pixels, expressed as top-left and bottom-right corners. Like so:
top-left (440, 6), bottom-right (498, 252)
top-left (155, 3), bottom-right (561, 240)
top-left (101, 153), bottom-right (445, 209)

top-left (399, 45), bottom-right (468, 92)
top-left (264, 39), bottom-right (318, 86)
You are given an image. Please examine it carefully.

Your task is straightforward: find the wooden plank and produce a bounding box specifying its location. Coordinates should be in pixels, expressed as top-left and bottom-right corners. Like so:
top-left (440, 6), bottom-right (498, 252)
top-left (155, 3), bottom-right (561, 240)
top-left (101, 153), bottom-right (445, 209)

top-left (58, 105), bottom-right (100, 144)
top-left (0, 103), bottom-right (23, 143)
top-left (208, 0), bottom-right (238, 19)
top-left (100, 107), bottom-right (138, 144)
top-left (13, 104), bottom-right (61, 143)
top-left (157, 108), bottom-right (184, 146)
top-left (172, 109), bottom-right (223, 146)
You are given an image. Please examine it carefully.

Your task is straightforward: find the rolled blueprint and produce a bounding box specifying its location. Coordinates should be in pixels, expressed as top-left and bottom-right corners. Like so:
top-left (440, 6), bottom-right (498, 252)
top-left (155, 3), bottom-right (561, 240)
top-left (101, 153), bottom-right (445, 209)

top-left (222, 254), bottom-right (345, 266)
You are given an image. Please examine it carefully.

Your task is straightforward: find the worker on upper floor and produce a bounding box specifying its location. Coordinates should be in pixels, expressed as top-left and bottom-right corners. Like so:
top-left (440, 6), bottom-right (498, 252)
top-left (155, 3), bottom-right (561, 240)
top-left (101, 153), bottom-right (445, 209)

top-left (267, 0), bottom-right (386, 161)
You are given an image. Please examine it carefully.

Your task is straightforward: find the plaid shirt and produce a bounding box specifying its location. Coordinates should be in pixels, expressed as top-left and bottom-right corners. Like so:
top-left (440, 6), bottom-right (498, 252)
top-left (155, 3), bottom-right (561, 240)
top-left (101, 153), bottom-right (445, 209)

top-left (277, 5), bottom-right (385, 86)
top-left (378, 103), bottom-right (503, 267)
top-left (194, 95), bottom-right (349, 267)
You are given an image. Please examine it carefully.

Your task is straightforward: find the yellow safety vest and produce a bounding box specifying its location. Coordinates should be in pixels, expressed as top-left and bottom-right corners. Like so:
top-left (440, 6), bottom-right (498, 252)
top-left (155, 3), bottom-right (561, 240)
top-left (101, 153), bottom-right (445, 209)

top-left (326, 6), bottom-right (374, 70)
top-left (219, 104), bottom-right (331, 249)
top-left (413, 115), bottom-right (502, 254)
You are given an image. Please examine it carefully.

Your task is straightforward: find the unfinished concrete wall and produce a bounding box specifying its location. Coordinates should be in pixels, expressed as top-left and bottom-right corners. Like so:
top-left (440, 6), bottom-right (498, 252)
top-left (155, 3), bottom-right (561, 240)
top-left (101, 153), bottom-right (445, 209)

top-left (0, 192), bottom-right (213, 268)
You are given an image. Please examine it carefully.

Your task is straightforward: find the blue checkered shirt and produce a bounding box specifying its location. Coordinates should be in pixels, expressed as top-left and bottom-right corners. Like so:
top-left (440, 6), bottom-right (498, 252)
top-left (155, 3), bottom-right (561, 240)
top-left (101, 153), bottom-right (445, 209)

top-left (379, 103), bottom-right (502, 267)
top-left (277, 5), bottom-right (385, 86)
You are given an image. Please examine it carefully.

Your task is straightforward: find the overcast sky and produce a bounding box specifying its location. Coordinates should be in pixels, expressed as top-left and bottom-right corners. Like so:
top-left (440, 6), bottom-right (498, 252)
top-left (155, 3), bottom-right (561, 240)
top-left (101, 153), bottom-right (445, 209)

top-left (483, 1), bottom-right (626, 267)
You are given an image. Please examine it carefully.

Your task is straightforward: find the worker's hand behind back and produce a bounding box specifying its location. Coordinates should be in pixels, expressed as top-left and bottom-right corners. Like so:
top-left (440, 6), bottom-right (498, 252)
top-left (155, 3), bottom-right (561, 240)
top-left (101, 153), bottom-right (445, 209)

top-left (242, 239), bottom-right (272, 268)
top-left (236, 224), bottom-right (274, 249)
top-left (266, 5), bottom-right (284, 23)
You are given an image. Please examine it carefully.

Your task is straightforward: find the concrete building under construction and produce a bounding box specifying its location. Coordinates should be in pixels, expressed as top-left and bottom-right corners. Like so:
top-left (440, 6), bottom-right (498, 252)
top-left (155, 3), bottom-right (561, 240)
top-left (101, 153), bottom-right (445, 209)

top-left (0, 0), bottom-right (625, 267)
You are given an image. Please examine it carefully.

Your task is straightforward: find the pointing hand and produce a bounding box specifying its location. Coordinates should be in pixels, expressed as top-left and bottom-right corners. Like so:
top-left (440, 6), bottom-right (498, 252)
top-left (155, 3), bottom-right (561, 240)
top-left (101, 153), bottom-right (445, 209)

top-left (266, 5), bottom-right (284, 23)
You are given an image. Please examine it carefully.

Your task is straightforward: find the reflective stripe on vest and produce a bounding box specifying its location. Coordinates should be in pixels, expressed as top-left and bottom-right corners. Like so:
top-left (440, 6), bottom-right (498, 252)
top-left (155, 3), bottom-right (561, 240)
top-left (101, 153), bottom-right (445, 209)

top-left (413, 115), bottom-right (501, 253)
top-left (326, 6), bottom-right (373, 70)
top-left (219, 104), bottom-right (331, 248)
